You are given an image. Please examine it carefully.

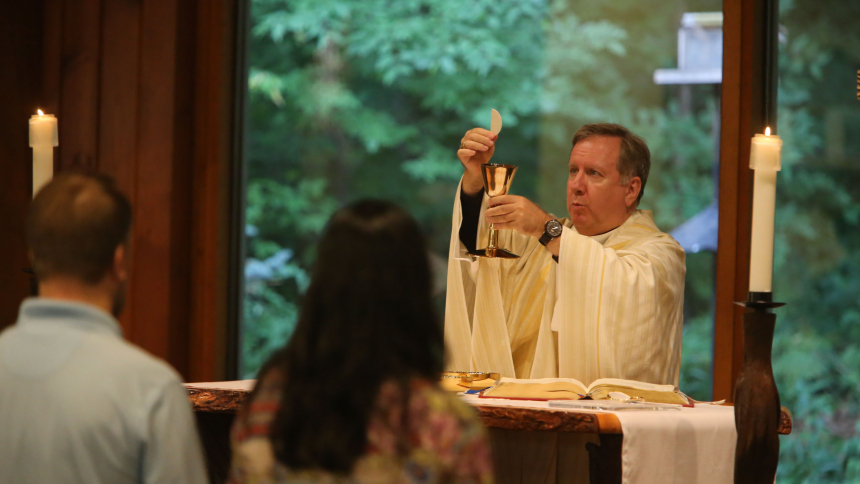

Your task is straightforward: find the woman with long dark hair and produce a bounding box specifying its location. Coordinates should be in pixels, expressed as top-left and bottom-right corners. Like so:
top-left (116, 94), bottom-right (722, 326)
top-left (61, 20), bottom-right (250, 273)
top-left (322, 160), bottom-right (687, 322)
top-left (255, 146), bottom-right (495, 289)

top-left (229, 200), bottom-right (493, 484)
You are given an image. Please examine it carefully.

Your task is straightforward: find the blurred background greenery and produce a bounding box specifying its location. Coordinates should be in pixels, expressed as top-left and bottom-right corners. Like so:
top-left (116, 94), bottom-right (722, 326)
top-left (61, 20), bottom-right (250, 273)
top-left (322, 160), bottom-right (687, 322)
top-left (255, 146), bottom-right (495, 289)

top-left (240, 0), bottom-right (860, 480)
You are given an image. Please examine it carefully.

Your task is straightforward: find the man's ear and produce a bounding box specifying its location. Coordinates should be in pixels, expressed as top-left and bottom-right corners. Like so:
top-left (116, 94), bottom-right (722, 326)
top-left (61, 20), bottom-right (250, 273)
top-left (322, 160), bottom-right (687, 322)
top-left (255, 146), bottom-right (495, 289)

top-left (625, 177), bottom-right (642, 208)
top-left (112, 245), bottom-right (128, 282)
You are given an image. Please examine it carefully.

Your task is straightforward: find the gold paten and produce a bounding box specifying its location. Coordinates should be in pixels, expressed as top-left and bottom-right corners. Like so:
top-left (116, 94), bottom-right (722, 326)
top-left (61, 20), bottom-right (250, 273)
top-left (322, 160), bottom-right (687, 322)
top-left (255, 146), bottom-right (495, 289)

top-left (440, 371), bottom-right (501, 392)
top-left (468, 163), bottom-right (520, 259)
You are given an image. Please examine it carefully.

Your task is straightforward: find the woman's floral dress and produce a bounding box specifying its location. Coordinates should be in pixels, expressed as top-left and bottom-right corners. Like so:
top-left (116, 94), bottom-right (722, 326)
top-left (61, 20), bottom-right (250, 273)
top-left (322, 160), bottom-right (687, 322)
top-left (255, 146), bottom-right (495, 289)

top-left (228, 370), bottom-right (495, 484)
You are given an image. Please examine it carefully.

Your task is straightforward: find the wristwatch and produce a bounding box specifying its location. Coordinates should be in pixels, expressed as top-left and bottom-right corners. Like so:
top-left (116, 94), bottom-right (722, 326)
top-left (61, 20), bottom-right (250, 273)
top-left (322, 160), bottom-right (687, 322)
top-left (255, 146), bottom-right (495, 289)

top-left (539, 219), bottom-right (564, 246)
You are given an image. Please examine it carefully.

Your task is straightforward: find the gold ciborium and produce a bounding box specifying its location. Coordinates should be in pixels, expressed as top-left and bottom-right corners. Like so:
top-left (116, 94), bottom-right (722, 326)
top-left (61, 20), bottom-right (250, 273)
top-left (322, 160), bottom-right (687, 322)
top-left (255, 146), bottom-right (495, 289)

top-left (468, 163), bottom-right (520, 259)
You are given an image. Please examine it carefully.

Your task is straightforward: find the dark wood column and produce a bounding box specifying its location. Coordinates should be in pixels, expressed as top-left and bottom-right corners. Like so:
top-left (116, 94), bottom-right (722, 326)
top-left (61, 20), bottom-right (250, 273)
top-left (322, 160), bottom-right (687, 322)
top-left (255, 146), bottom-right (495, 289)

top-left (0, 0), bottom-right (243, 382)
top-left (0, 2), bottom-right (45, 330)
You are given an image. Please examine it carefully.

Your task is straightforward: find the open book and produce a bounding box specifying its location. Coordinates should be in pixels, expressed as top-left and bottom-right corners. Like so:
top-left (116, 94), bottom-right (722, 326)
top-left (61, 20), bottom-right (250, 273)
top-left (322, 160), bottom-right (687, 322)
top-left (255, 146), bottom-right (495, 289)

top-left (480, 377), bottom-right (690, 406)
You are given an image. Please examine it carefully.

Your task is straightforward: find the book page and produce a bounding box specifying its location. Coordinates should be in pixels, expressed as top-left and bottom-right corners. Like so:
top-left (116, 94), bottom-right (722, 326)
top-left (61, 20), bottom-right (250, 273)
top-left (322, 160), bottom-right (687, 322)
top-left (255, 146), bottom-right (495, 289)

top-left (481, 378), bottom-right (587, 400)
top-left (585, 379), bottom-right (688, 406)
top-left (584, 378), bottom-right (675, 393)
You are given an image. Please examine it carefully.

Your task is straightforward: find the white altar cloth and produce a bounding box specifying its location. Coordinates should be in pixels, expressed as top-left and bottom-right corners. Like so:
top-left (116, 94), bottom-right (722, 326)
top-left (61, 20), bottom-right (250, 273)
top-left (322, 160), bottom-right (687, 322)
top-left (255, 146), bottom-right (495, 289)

top-left (615, 405), bottom-right (735, 484)
top-left (459, 394), bottom-right (737, 484)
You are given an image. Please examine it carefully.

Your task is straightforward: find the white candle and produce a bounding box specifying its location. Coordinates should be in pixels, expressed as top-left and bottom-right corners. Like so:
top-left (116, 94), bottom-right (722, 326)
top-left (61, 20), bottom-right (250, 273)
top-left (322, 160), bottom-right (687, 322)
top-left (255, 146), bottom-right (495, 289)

top-left (748, 127), bottom-right (782, 293)
top-left (29, 110), bottom-right (58, 198)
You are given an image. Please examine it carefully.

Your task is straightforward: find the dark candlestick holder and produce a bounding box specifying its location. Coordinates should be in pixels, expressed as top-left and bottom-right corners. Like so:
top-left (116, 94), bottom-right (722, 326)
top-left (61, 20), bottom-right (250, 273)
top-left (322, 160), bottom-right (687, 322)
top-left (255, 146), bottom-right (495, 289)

top-left (733, 291), bottom-right (784, 484)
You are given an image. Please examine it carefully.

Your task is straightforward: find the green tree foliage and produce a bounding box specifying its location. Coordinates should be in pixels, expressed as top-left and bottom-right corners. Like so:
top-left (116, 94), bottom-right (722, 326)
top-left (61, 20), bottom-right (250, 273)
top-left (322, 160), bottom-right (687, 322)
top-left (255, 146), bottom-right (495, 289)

top-left (244, 0), bottom-right (721, 386)
top-left (770, 0), bottom-right (860, 480)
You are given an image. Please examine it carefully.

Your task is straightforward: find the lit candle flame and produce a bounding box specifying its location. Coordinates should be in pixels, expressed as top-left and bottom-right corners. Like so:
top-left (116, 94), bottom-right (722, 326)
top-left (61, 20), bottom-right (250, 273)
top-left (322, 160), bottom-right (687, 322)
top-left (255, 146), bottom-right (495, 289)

top-left (37, 109), bottom-right (44, 116)
top-left (765, 127), bottom-right (771, 136)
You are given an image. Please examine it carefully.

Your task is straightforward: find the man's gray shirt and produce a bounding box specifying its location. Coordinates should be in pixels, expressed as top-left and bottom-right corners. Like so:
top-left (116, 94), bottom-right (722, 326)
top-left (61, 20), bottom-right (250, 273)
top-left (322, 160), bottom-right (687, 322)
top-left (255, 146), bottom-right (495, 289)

top-left (0, 298), bottom-right (207, 484)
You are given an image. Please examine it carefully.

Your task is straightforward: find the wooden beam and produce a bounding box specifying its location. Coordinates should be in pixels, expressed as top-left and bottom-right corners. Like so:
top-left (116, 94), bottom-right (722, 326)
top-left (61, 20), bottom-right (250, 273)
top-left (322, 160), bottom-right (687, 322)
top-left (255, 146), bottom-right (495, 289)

top-left (713, 0), bottom-right (770, 402)
top-left (714, 0), bottom-right (743, 404)
top-left (188, 0), bottom-right (243, 382)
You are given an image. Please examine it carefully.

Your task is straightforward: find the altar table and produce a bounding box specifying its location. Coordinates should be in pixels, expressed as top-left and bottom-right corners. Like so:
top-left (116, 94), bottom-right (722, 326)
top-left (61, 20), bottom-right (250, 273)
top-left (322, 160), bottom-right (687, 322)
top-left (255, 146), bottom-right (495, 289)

top-left (186, 382), bottom-right (792, 484)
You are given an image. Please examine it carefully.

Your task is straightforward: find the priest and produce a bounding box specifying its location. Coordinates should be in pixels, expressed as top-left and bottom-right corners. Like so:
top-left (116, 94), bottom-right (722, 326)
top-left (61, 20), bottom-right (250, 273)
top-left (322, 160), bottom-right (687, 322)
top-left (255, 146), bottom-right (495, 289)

top-left (444, 122), bottom-right (686, 385)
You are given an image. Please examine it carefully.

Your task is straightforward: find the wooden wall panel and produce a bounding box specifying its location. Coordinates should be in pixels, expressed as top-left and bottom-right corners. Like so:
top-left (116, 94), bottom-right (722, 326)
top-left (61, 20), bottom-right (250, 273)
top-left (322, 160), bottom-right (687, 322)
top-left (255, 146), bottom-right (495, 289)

top-left (42, 0), bottom-right (63, 116)
top-left (0, 0), bottom-right (241, 381)
top-left (98, 0), bottom-right (141, 337)
top-left (164, 0), bottom-right (197, 375)
top-left (132, 0), bottom-right (183, 363)
top-left (58, 0), bottom-right (101, 171)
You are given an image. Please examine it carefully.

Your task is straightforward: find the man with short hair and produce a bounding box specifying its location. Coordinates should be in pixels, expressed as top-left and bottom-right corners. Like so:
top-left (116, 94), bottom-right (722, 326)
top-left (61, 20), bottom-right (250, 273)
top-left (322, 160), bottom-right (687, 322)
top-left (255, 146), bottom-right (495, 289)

top-left (0, 173), bottom-right (207, 484)
top-left (445, 123), bottom-right (686, 385)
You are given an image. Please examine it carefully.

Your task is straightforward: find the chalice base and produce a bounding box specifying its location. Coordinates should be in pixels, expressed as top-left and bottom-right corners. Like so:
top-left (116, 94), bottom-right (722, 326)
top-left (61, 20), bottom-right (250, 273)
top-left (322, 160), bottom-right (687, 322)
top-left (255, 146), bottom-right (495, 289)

top-left (468, 247), bottom-right (520, 259)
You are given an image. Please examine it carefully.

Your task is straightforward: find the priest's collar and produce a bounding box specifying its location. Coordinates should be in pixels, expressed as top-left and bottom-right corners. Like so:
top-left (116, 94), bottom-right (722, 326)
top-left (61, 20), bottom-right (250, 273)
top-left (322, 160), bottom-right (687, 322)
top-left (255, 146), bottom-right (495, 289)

top-left (589, 225), bottom-right (621, 245)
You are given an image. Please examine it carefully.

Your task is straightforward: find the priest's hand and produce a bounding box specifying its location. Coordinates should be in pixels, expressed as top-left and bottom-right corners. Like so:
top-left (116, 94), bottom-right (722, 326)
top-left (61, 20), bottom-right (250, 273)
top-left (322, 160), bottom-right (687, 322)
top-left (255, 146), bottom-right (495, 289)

top-left (486, 195), bottom-right (554, 239)
top-left (457, 128), bottom-right (497, 195)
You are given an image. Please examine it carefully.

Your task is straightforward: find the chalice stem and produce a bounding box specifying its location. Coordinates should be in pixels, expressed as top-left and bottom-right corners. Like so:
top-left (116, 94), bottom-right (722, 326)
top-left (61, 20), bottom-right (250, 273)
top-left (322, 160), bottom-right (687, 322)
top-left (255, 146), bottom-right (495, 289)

top-left (487, 224), bottom-right (499, 249)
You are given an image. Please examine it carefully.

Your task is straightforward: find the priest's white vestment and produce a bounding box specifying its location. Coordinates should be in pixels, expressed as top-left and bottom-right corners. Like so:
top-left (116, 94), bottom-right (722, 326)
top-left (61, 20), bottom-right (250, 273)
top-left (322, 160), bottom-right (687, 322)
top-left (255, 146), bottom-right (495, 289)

top-left (444, 182), bottom-right (686, 385)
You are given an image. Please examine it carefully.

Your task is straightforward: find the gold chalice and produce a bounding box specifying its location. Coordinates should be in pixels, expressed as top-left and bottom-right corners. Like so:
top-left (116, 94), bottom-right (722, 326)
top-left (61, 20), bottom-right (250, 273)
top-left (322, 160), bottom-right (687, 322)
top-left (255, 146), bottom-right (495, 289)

top-left (468, 163), bottom-right (520, 259)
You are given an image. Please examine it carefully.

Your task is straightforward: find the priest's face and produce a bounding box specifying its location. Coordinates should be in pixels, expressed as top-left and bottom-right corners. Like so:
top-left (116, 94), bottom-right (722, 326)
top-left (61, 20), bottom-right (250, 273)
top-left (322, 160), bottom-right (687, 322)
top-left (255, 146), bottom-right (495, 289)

top-left (567, 136), bottom-right (639, 236)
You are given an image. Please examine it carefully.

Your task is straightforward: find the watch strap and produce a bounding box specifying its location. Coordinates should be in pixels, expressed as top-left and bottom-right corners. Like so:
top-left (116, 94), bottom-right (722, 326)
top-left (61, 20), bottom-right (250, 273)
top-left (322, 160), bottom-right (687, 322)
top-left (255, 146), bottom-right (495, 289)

top-left (539, 231), bottom-right (553, 246)
top-left (539, 219), bottom-right (563, 246)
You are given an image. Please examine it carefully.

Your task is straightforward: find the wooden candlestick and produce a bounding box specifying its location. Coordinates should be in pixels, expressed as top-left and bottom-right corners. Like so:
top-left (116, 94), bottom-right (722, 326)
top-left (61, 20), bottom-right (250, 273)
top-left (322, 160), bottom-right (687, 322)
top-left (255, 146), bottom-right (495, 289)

top-left (733, 297), bottom-right (784, 484)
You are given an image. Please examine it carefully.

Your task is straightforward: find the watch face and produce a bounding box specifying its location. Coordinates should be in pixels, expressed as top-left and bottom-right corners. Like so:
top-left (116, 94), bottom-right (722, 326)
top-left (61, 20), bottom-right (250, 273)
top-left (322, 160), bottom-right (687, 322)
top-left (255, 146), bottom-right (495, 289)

top-left (546, 220), bottom-right (563, 237)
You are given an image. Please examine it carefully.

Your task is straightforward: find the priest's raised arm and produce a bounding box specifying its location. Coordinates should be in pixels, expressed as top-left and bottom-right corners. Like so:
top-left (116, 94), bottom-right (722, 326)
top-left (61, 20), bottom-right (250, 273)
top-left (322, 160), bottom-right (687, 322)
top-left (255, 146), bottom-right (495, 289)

top-left (444, 123), bottom-right (685, 385)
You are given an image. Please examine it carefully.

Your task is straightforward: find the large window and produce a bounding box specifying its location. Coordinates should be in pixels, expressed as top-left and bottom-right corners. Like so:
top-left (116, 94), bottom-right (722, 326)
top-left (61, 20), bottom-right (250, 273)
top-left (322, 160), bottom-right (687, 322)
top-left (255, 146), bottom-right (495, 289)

top-left (239, 0), bottom-right (723, 403)
top-left (772, 1), bottom-right (860, 481)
